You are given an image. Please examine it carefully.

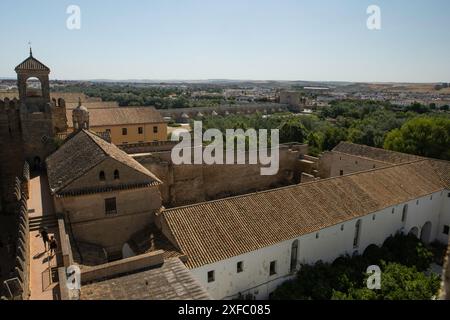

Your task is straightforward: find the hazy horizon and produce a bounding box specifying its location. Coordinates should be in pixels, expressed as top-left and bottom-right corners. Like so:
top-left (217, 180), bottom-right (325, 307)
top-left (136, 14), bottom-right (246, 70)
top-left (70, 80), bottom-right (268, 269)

top-left (1, 0), bottom-right (450, 83)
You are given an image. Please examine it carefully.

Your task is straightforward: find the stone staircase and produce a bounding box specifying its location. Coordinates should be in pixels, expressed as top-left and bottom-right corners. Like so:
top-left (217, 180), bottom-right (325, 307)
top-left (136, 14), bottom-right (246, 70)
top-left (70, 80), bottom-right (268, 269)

top-left (29, 215), bottom-right (58, 232)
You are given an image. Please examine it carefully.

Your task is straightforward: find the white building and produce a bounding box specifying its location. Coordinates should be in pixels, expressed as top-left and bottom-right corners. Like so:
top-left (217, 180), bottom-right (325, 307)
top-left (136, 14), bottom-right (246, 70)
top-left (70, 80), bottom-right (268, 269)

top-left (159, 144), bottom-right (450, 300)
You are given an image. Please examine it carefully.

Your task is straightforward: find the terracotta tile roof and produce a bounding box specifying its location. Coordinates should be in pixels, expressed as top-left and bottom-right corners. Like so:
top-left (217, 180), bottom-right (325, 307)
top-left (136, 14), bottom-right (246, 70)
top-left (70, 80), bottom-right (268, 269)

top-left (80, 258), bottom-right (210, 300)
top-left (162, 160), bottom-right (448, 269)
top-left (66, 107), bottom-right (164, 128)
top-left (15, 56), bottom-right (50, 72)
top-left (46, 130), bottom-right (161, 195)
top-left (333, 142), bottom-right (424, 164)
top-left (428, 159), bottom-right (450, 189)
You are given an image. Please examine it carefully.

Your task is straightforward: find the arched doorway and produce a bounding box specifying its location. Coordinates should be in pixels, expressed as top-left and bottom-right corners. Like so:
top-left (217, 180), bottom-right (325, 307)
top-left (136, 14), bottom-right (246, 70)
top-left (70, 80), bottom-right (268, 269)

top-left (420, 222), bottom-right (432, 244)
top-left (409, 227), bottom-right (419, 238)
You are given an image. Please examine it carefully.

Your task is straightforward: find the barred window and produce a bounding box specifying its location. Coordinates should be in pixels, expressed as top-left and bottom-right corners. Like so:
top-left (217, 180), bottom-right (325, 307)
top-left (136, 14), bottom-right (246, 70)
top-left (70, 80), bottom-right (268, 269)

top-left (105, 198), bottom-right (117, 215)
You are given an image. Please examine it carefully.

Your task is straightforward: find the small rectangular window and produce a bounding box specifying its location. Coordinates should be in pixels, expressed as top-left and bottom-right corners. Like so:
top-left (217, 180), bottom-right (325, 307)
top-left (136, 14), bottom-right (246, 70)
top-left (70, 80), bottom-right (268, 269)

top-left (237, 261), bottom-right (243, 273)
top-left (153, 126), bottom-right (158, 134)
top-left (340, 170), bottom-right (344, 176)
top-left (138, 127), bottom-right (143, 134)
top-left (105, 198), bottom-right (117, 215)
top-left (207, 270), bottom-right (215, 283)
top-left (444, 225), bottom-right (450, 235)
top-left (448, 193), bottom-right (450, 198)
top-left (269, 261), bottom-right (277, 276)
top-left (122, 128), bottom-right (128, 135)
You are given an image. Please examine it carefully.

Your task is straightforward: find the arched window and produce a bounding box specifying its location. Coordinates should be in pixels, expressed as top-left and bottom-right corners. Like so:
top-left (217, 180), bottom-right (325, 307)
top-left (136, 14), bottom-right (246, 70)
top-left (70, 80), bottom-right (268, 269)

top-left (26, 77), bottom-right (43, 97)
top-left (114, 170), bottom-right (120, 180)
top-left (290, 240), bottom-right (299, 273)
top-left (353, 219), bottom-right (362, 248)
top-left (99, 171), bottom-right (106, 181)
top-left (401, 204), bottom-right (408, 222)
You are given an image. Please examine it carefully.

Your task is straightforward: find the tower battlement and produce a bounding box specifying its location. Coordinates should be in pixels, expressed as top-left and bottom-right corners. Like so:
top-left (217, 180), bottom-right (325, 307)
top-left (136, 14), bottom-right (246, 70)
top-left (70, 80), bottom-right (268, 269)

top-left (0, 98), bottom-right (21, 112)
top-left (1, 51), bottom-right (70, 167)
top-left (51, 97), bottom-right (66, 108)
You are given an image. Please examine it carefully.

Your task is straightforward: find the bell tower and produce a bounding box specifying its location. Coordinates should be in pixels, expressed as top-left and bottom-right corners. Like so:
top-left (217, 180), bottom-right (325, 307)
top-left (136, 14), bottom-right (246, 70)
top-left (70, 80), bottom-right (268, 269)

top-left (15, 48), bottom-right (51, 110)
top-left (15, 49), bottom-right (59, 168)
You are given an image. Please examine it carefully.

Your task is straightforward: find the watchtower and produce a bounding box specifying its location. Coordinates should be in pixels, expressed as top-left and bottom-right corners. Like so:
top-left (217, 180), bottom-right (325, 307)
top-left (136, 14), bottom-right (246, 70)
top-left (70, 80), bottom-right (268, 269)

top-left (14, 49), bottom-right (67, 167)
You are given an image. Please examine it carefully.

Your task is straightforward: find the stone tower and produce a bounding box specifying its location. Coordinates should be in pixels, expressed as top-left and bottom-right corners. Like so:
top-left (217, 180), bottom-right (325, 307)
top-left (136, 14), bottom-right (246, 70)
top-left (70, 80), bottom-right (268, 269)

top-left (72, 98), bottom-right (90, 130)
top-left (14, 49), bottom-right (67, 167)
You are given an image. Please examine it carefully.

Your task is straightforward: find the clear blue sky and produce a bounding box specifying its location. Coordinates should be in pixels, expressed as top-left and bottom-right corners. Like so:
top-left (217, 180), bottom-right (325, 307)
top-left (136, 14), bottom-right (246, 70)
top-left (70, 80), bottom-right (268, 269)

top-left (1, 0), bottom-right (449, 82)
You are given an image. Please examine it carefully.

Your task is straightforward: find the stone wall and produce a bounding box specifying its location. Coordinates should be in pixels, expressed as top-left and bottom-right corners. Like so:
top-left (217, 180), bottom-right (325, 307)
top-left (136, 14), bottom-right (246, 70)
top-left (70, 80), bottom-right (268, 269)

top-left (80, 250), bottom-right (164, 284)
top-left (160, 103), bottom-right (289, 121)
top-left (318, 151), bottom-right (389, 179)
top-left (279, 91), bottom-right (306, 112)
top-left (0, 163), bottom-right (30, 300)
top-left (20, 98), bottom-right (67, 166)
top-left (135, 144), bottom-right (309, 207)
top-left (54, 186), bottom-right (162, 255)
top-left (51, 98), bottom-right (68, 133)
top-left (0, 99), bottom-right (25, 207)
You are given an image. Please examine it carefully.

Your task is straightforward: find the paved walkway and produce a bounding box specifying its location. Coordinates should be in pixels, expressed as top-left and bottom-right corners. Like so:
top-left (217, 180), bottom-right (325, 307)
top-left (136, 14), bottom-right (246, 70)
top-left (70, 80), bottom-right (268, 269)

top-left (28, 174), bottom-right (59, 300)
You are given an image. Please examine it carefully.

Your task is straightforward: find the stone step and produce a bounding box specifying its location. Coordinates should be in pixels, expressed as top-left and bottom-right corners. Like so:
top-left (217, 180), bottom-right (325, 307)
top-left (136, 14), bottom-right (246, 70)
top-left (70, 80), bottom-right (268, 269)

top-left (29, 215), bottom-right (58, 231)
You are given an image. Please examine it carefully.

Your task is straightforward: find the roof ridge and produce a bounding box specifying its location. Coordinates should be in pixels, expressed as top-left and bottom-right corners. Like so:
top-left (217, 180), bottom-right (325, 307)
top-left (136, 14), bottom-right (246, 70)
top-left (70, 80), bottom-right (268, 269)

top-left (335, 141), bottom-right (450, 164)
top-left (333, 141), bottom-right (425, 159)
top-left (163, 158), bottom-right (431, 215)
top-left (83, 130), bottom-right (110, 157)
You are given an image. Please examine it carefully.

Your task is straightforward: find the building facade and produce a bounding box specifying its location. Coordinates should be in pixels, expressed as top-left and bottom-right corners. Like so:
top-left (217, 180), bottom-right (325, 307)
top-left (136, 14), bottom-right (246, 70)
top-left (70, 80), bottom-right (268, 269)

top-left (46, 129), bottom-right (163, 257)
top-left (67, 106), bottom-right (167, 145)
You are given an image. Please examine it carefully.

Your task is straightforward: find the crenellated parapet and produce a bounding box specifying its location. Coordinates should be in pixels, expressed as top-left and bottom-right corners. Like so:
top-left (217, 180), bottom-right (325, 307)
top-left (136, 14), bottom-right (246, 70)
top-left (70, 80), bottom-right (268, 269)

top-left (0, 98), bottom-right (21, 112)
top-left (2, 171), bottom-right (30, 300)
top-left (51, 97), bottom-right (66, 108)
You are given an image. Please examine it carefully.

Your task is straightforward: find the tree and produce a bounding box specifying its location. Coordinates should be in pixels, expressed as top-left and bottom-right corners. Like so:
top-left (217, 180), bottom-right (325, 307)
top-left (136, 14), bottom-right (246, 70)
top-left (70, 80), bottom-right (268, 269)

top-left (384, 116), bottom-right (450, 160)
top-left (271, 234), bottom-right (439, 300)
top-left (322, 126), bottom-right (348, 151)
top-left (379, 263), bottom-right (440, 300)
top-left (278, 119), bottom-right (307, 143)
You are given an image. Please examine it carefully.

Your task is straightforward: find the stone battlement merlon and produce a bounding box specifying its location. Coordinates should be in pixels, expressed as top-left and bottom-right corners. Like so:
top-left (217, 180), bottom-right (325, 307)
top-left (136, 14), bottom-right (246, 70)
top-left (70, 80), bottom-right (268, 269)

top-left (51, 97), bottom-right (66, 108)
top-left (0, 98), bottom-right (20, 111)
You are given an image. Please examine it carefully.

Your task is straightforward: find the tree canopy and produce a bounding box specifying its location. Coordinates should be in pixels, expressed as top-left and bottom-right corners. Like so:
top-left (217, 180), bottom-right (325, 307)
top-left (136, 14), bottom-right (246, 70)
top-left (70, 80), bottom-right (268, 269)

top-left (271, 234), bottom-right (441, 300)
top-left (384, 116), bottom-right (450, 160)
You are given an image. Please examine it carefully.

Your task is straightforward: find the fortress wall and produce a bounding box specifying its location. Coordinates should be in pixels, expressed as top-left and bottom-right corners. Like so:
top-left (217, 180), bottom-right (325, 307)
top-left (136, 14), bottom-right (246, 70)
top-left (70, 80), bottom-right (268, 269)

top-left (135, 144), bottom-right (307, 207)
top-left (318, 151), bottom-right (389, 179)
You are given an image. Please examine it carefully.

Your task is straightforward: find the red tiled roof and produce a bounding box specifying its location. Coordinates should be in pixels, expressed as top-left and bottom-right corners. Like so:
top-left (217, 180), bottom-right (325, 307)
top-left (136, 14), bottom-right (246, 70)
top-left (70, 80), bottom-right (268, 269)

top-left (162, 160), bottom-right (449, 269)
